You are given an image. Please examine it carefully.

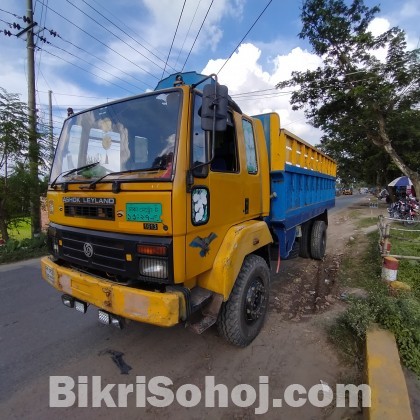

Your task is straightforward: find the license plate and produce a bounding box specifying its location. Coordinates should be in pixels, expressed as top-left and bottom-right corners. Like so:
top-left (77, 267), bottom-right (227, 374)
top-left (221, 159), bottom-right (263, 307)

top-left (45, 265), bottom-right (55, 285)
top-left (126, 203), bottom-right (162, 222)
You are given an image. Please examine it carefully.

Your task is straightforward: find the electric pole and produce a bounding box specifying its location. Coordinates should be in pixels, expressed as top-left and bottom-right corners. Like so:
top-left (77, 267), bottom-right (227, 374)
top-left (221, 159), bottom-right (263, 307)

top-left (48, 89), bottom-right (54, 166)
top-left (26, 0), bottom-right (41, 237)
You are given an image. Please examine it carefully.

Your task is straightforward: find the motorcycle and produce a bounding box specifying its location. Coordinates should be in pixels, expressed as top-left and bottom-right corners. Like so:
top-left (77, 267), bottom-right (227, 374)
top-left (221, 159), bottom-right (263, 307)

top-left (388, 197), bottom-right (420, 226)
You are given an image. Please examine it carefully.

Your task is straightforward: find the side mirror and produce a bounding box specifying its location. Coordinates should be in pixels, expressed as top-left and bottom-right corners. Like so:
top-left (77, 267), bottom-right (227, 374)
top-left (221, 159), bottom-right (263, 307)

top-left (201, 83), bottom-right (228, 132)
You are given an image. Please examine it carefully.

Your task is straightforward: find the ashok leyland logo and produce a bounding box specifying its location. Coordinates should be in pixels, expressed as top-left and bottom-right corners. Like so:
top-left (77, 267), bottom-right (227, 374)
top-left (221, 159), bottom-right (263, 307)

top-left (83, 243), bottom-right (94, 258)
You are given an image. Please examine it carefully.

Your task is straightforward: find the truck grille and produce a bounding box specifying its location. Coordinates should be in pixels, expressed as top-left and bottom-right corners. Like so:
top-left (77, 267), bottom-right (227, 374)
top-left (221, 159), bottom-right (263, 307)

top-left (48, 223), bottom-right (174, 284)
top-left (61, 229), bottom-right (126, 271)
top-left (64, 204), bottom-right (115, 220)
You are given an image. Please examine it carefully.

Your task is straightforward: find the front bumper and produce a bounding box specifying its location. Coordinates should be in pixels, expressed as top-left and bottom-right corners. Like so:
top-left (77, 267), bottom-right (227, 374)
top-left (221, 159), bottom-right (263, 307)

top-left (41, 256), bottom-right (180, 327)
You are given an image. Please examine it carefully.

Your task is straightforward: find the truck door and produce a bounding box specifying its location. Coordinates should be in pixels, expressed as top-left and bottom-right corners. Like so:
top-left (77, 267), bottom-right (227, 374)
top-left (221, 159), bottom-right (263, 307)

top-left (239, 116), bottom-right (262, 219)
top-left (185, 95), bottom-right (245, 280)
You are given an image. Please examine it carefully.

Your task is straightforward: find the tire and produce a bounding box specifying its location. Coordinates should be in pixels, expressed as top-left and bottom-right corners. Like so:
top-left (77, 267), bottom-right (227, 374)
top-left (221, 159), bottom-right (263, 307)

top-left (217, 254), bottom-right (270, 347)
top-left (299, 221), bottom-right (312, 258)
top-left (310, 220), bottom-right (327, 260)
top-left (403, 215), bottom-right (420, 227)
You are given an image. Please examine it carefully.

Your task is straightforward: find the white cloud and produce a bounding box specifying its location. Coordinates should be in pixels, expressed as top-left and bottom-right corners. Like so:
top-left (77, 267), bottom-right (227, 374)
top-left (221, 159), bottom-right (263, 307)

top-left (399, 1), bottom-right (420, 19)
top-left (202, 43), bottom-right (324, 145)
top-left (368, 17), bottom-right (391, 37)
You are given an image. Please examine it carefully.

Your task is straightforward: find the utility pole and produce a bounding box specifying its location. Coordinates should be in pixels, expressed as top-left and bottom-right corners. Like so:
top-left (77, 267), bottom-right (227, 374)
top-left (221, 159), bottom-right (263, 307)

top-left (26, 0), bottom-right (41, 237)
top-left (48, 90), bottom-right (54, 166)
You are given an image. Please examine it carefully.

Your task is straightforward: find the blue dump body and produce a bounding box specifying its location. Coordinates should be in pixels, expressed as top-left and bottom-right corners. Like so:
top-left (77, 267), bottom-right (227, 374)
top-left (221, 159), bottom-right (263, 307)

top-left (253, 113), bottom-right (336, 258)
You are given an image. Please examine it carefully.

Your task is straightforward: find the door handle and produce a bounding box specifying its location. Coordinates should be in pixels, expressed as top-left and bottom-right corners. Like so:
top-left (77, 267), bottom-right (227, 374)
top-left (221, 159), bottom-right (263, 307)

top-left (244, 198), bottom-right (249, 214)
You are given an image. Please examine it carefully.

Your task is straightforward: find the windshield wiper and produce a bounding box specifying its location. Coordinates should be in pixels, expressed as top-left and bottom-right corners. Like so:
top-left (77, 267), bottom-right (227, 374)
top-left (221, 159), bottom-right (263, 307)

top-left (50, 161), bottom-right (100, 189)
top-left (82, 165), bottom-right (167, 190)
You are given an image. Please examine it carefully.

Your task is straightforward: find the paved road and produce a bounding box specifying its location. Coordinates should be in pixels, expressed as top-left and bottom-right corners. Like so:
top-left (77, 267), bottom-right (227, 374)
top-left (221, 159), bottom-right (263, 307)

top-left (332, 192), bottom-right (373, 213)
top-left (0, 196), bottom-right (365, 419)
top-left (0, 258), bottom-right (115, 401)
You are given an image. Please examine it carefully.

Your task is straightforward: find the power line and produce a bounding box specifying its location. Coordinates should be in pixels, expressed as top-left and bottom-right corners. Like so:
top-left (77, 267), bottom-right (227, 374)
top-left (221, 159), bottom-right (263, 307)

top-left (90, 0), bottom-right (160, 54)
top-left (40, 25), bottom-right (151, 89)
top-left (37, 1), bottom-right (156, 87)
top-left (37, 90), bottom-right (115, 100)
top-left (217, 0), bottom-right (272, 75)
top-left (81, 0), bottom-right (177, 74)
top-left (174, 0), bottom-right (202, 69)
top-left (65, 0), bottom-right (163, 78)
top-left (47, 41), bottom-right (144, 91)
top-left (14, 31), bottom-right (140, 95)
top-left (161, 0), bottom-right (187, 80)
top-left (231, 88), bottom-right (279, 97)
top-left (181, 0), bottom-right (214, 72)
top-left (35, 0), bottom-right (48, 95)
top-left (0, 8), bottom-right (23, 19)
top-left (40, 48), bottom-right (137, 95)
top-left (38, 66), bottom-right (65, 120)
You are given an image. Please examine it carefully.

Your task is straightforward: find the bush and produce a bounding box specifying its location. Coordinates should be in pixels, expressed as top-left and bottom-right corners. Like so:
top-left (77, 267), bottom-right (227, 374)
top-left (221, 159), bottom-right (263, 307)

top-left (333, 293), bottom-right (420, 376)
top-left (0, 234), bottom-right (48, 264)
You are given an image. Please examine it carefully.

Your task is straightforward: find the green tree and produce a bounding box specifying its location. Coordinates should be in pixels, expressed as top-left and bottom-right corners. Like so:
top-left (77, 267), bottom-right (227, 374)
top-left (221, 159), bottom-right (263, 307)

top-left (0, 88), bottom-right (31, 241)
top-left (0, 162), bottom-right (33, 241)
top-left (277, 0), bottom-right (420, 195)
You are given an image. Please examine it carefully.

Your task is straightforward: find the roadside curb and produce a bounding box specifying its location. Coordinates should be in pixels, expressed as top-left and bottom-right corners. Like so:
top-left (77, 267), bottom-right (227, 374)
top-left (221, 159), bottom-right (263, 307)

top-left (365, 324), bottom-right (413, 419)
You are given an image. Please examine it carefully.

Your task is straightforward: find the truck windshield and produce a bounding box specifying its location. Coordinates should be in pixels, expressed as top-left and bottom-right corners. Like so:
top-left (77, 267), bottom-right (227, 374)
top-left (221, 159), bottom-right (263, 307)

top-left (50, 90), bottom-right (181, 184)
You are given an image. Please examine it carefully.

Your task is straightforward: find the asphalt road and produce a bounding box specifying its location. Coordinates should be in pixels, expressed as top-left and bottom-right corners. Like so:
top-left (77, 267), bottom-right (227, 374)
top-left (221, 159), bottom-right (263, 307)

top-left (332, 192), bottom-right (372, 212)
top-left (0, 195), bottom-right (367, 418)
top-left (0, 258), bottom-right (117, 401)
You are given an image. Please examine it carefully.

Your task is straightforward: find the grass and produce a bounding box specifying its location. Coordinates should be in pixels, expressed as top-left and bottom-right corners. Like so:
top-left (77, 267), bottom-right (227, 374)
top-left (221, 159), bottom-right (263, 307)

top-left (389, 228), bottom-right (420, 257)
top-left (0, 218), bottom-right (48, 264)
top-left (329, 224), bottom-right (420, 376)
top-left (356, 216), bottom-right (379, 229)
top-left (8, 217), bottom-right (32, 240)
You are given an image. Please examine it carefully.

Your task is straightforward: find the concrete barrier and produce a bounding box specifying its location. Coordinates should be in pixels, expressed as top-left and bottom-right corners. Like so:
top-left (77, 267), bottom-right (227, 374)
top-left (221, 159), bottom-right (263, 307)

top-left (365, 324), bottom-right (413, 419)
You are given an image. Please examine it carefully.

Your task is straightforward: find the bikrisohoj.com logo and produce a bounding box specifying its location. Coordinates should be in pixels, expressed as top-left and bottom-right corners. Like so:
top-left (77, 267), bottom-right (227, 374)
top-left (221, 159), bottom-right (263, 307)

top-left (49, 375), bottom-right (371, 413)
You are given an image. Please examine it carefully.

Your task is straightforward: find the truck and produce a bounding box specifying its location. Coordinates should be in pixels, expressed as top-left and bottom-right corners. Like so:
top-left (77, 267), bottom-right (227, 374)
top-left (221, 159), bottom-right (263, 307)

top-left (41, 72), bottom-right (336, 347)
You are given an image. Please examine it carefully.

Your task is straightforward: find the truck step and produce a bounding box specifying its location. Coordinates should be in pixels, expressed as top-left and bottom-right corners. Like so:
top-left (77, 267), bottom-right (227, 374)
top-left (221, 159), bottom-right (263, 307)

top-left (188, 293), bottom-right (224, 334)
top-left (190, 287), bottom-right (213, 312)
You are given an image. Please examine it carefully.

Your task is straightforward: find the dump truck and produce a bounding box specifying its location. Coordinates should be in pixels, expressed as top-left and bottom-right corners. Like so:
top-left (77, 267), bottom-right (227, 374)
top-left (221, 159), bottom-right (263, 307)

top-left (41, 72), bottom-right (336, 347)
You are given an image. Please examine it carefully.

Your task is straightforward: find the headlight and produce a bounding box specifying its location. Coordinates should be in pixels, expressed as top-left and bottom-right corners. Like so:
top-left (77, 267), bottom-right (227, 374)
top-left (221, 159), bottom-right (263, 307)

top-left (139, 258), bottom-right (168, 279)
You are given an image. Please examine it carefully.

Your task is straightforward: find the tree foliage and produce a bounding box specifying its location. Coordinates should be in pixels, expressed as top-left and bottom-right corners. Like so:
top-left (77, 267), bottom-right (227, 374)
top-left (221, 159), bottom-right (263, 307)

top-left (0, 88), bottom-right (32, 241)
top-left (277, 0), bottom-right (420, 193)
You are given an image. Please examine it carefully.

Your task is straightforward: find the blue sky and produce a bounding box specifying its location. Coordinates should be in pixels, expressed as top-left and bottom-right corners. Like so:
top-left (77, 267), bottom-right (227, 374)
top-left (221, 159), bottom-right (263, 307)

top-left (0, 0), bottom-right (419, 145)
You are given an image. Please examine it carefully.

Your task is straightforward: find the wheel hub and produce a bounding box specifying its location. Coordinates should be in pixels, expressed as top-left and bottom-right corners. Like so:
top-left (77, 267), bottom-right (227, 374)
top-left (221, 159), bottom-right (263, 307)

top-left (245, 279), bottom-right (266, 323)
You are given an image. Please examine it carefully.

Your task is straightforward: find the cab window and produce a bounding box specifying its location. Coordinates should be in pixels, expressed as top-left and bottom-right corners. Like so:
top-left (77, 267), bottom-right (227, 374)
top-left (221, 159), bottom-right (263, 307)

top-left (210, 112), bottom-right (238, 173)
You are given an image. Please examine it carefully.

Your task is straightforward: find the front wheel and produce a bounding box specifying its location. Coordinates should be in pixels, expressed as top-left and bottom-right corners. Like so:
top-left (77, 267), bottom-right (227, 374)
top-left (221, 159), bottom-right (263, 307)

top-left (217, 254), bottom-right (270, 347)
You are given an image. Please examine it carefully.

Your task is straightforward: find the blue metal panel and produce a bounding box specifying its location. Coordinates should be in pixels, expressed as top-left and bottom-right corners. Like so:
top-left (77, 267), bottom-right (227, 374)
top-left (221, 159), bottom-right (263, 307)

top-left (267, 163), bottom-right (336, 251)
top-left (155, 72), bottom-right (214, 91)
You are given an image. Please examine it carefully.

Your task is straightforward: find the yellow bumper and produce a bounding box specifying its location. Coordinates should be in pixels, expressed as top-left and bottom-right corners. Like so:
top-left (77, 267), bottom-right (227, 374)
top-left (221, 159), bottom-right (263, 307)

top-left (41, 256), bottom-right (180, 327)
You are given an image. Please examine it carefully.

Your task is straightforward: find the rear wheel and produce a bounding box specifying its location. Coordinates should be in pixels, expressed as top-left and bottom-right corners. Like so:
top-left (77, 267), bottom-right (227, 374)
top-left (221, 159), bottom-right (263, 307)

top-left (403, 215), bottom-right (420, 227)
top-left (310, 220), bottom-right (327, 260)
top-left (217, 254), bottom-right (270, 347)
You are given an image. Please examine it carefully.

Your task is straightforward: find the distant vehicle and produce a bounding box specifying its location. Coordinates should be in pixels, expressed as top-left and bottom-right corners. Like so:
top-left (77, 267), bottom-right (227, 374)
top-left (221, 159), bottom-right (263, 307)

top-left (359, 187), bottom-right (369, 194)
top-left (342, 187), bottom-right (353, 195)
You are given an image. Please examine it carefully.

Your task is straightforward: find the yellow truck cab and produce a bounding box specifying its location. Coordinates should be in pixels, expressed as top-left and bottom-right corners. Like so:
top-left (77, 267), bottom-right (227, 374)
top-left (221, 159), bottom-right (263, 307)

top-left (41, 72), bottom-right (336, 346)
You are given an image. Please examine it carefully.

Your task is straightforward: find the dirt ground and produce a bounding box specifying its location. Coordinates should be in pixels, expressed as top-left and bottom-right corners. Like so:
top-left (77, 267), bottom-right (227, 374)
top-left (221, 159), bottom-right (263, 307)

top-left (2, 196), bottom-right (419, 419)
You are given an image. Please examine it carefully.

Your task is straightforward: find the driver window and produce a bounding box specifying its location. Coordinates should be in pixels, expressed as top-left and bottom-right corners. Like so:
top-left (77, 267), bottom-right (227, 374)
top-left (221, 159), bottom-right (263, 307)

top-left (210, 113), bottom-right (238, 173)
top-left (192, 94), bottom-right (207, 177)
